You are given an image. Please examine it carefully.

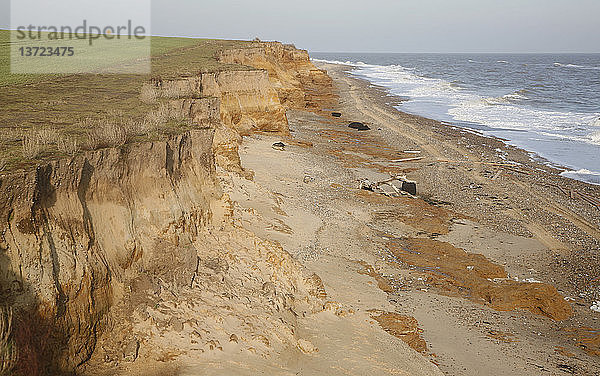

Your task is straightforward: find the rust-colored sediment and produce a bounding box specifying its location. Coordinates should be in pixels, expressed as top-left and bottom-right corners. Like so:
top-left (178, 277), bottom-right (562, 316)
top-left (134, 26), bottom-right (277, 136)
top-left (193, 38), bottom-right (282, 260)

top-left (357, 261), bottom-right (395, 293)
top-left (320, 127), bottom-right (425, 175)
top-left (555, 346), bottom-right (576, 358)
top-left (357, 191), bottom-right (455, 235)
top-left (387, 238), bottom-right (573, 321)
top-left (370, 311), bottom-right (428, 354)
top-left (563, 327), bottom-right (600, 357)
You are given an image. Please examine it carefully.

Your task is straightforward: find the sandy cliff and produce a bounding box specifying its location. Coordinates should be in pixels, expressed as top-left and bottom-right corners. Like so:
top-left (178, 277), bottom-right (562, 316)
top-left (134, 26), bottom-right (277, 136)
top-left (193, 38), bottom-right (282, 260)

top-left (218, 41), bottom-right (336, 111)
top-left (0, 42), bottom-right (330, 374)
top-left (0, 128), bottom-right (219, 370)
top-left (158, 67), bottom-right (288, 177)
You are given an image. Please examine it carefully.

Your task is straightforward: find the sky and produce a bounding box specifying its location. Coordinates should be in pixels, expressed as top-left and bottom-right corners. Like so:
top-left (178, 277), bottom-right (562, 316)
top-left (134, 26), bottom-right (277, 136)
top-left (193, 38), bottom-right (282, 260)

top-left (2, 0), bottom-right (599, 53)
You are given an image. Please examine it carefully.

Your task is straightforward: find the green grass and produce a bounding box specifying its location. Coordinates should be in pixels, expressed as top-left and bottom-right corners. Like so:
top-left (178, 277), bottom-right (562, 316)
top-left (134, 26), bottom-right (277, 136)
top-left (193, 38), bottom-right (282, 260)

top-left (0, 30), bottom-right (255, 171)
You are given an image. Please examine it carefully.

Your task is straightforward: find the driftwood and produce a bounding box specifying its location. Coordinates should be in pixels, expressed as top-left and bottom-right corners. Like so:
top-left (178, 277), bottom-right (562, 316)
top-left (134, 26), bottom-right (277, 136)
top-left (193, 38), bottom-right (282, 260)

top-left (385, 159), bottom-right (529, 174)
top-left (548, 183), bottom-right (600, 210)
top-left (391, 157), bottom-right (424, 163)
top-left (491, 169), bottom-right (504, 180)
top-left (578, 191), bottom-right (600, 209)
top-left (436, 159), bottom-right (525, 167)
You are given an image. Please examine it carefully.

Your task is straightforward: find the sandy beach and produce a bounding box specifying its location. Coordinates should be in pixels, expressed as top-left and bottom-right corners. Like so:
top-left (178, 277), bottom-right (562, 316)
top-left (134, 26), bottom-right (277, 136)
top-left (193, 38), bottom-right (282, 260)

top-left (2, 34), bottom-right (599, 374)
top-left (3, 0), bottom-right (600, 372)
top-left (214, 61), bottom-right (600, 375)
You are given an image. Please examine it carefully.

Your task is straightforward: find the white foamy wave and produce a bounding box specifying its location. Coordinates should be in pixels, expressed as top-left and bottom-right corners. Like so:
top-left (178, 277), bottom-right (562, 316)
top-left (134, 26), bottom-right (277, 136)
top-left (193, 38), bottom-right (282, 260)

top-left (560, 169), bottom-right (600, 185)
top-left (553, 62), bottom-right (600, 71)
top-left (350, 62), bottom-right (600, 147)
top-left (352, 64), bottom-right (474, 107)
top-left (449, 99), bottom-right (599, 138)
top-left (352, 64), bottom-right (435, 90)
top-left (312, 58), bottom-right (358, 66)
top-left (503, 92), bottom-right (528, 101)
top-left (486, 89), bottom-right (529, 104)
top-left (536, 131), bottom-right (600, 146)
top-left (497, 60), bottom-right (509, 64)
top-left (407, 80), bottom-right (462, 97)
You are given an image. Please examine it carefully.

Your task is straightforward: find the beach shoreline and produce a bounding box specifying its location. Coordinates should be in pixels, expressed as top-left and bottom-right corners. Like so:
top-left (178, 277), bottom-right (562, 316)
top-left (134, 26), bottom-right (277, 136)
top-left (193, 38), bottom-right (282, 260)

top-left (220, 60), bottom-right (600, 374)
top-left (2, 37), bottom-right (599, 374)
top-left (320, 60), bottom-right (600, 183)
top-left (318, 61), bottom-right (600, 233)
top-left (311, 55), bottom-right (600, 187)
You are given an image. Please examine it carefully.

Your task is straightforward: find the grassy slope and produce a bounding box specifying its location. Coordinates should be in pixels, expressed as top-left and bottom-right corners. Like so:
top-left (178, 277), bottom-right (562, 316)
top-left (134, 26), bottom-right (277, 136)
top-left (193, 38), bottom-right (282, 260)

top-left (0, 30), bottom-right (253, 171)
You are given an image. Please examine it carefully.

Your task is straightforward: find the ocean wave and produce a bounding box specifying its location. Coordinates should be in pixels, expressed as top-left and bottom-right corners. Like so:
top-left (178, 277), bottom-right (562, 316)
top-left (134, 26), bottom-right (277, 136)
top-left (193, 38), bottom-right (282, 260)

top-left (485, 89), bottom-right (530, 104)
top-left (347, 61), bottom-right (600, 150)
top-left (497, 60), bottom-right (509, 64)
top-left (537, 131), bottom-right (600, 146)
top-left (560, 169), bottom-right (600, 185)
top-left (553, 62), bottom-right (600, 70)
top-left (449, 101), bottom-right (597, 135)
top-left (350, 63), bottom-right (454, 98)
top-left (312, 58), bottom-right (358, 66)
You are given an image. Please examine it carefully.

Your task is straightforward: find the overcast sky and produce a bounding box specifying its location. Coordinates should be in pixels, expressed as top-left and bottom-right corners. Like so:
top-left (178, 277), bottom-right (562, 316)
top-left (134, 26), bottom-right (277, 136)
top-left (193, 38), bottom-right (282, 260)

top-left (2, 0), bottom-right (599, 53)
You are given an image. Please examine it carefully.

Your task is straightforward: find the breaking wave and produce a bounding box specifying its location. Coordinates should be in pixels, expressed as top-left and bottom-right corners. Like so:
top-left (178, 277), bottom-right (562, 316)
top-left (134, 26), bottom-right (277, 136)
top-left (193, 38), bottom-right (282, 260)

top-left (553, 62), bottom-right (600, 71)
top-left (341, 62), bottom-right (600, 146)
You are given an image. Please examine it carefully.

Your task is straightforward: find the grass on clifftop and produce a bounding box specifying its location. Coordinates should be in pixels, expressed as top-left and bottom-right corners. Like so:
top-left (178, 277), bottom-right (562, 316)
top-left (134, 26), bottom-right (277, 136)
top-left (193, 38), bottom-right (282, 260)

top-left (0, 30), bottom-right (253, 171)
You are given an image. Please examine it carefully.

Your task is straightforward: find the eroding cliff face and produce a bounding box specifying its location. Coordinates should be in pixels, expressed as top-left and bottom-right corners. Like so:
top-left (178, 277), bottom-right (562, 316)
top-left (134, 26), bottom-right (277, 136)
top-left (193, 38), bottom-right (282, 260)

top-left (0, 41), bottom-right (333, 374)
top-left (162, 70), bottom-right (288, 135)
top-left (0, 129), bottom-right (219, 371)
top-left (158, 69), bottom-right (289, 176)
top-left (218, 42), bottom-right (337, 111)
top-left (158, 42), bottom-right (336, 178)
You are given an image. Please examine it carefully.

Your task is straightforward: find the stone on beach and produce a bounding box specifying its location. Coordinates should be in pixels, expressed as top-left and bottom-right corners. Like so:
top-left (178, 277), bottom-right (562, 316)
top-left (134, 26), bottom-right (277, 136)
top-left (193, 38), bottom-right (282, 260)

top-left (272, 142), bottom-right (286, 151)
top-left (401, 180), bottom-right (417, 196)
top-left (348, 122), bottom-right (370, 131)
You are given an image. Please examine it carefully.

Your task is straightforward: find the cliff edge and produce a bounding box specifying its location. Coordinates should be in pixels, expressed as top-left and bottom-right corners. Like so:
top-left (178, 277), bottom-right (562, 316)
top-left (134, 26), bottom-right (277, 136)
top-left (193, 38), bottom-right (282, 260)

top-left (0, 41), bottom-right (441, 376)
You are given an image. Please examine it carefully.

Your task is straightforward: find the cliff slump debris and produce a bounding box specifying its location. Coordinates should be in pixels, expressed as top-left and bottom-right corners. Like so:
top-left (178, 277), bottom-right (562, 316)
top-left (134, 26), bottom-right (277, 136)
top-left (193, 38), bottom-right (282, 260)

top-left (101, 228), bottom-right (326, 368)
top-left (218, 41), bottom-right (336, 112)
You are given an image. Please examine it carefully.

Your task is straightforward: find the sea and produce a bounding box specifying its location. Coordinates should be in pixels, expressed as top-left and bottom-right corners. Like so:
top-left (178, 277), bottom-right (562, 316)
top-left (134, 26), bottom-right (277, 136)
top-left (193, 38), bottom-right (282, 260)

top-left (312, 53), bottom-right (600, 185)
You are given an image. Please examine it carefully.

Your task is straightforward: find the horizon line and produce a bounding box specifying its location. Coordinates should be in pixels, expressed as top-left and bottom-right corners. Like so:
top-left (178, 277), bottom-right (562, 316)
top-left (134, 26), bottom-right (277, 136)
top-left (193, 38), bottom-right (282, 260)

top-left (1, 29), bottom-right (598, 54)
